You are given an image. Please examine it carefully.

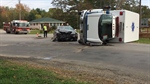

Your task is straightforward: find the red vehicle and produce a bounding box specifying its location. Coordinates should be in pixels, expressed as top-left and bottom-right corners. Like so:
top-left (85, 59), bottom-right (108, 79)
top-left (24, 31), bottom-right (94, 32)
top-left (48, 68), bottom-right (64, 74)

top-left (3, 20), bottom-right (30, 34)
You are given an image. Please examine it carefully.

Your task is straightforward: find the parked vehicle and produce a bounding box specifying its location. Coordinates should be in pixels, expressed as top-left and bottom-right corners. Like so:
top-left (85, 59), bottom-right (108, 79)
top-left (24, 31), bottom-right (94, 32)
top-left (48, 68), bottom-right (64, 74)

top-left (3, 20), bottom-right (30, 34)
top-left (52, 26), bottom-right (78, 41)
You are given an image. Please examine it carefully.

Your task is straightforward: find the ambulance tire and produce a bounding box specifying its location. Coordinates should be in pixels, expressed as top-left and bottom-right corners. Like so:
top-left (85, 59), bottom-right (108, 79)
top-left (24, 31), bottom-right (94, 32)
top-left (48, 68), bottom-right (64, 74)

top-left (88, 43), bottom-right (93, 46)
top-left (102, 41), bottom-right (107, 45)
top-left (78, 40), bottom-right (81, 43)
top-left (78, 40), bottom-right (84, 45)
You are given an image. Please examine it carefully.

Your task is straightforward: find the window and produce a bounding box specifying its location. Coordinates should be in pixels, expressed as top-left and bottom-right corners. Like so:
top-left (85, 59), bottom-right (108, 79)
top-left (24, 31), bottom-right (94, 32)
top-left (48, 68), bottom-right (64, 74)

top-left (98, 14), bottom-right (113, 40)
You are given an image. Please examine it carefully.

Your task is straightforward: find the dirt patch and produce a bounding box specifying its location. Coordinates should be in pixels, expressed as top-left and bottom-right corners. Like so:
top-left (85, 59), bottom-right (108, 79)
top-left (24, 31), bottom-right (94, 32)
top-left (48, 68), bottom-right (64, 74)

top-left (0, 56), bottom-right (148, 84)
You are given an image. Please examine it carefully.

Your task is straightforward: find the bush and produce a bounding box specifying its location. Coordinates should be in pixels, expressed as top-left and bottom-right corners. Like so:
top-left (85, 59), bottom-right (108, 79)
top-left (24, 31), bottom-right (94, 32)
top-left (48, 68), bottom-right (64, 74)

top-left (51, 26), bottom-right (57, 30)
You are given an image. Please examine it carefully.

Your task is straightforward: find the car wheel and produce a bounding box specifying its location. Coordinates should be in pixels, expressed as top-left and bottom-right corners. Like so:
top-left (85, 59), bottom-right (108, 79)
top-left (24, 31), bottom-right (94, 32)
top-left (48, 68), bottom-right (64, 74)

top-left (57, 38), bottom-right (61, 42)
top-left (6, 29), bottom-right (10, 34)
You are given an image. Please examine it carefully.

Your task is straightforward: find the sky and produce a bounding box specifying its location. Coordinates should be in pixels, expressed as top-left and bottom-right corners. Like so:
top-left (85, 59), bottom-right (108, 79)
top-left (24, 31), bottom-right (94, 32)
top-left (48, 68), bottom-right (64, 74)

top-left (0, 0), bottom-right (150, 11)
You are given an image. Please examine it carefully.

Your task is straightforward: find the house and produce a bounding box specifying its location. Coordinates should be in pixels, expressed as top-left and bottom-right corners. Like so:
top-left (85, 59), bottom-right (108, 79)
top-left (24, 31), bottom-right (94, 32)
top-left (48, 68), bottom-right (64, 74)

top-left (29, 17), bottom-right (65, 30)
top-left (141, 18), bottom-right (149, 28)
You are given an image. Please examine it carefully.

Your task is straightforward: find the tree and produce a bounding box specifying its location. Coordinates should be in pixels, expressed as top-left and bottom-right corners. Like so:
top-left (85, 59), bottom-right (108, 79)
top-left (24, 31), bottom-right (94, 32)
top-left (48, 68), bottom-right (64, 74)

top-left (27, 10), bottom-right (36, 21)
top-left (27, 8), bottom-right (48, 21)
top-left (141, 6), bottom-right (150, 18)
top-left (15, 3), bottom-right (30, 20)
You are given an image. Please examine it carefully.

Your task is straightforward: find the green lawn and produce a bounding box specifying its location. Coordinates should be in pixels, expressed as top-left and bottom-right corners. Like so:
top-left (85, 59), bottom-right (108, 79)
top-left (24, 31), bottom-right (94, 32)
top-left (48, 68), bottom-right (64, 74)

top-left (29, 30), bottom-right (41, 34)
top-left (29, 30), bottom-right (54, 34)
top-left (0, 59), bottom-right (88, 84)
top-left (136, 38), bottom-right (150, 44)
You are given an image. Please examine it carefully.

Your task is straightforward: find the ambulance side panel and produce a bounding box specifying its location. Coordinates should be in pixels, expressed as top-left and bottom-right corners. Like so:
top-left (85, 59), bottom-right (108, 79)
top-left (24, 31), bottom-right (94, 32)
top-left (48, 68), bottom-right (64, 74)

top-left (124, 10), bottom-right (139, 43)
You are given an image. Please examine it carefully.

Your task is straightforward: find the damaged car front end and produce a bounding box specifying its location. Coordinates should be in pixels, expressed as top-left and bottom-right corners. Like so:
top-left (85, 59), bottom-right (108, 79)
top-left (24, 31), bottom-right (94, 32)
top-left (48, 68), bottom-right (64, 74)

top-left (52, 26), bottom-right (78, 41)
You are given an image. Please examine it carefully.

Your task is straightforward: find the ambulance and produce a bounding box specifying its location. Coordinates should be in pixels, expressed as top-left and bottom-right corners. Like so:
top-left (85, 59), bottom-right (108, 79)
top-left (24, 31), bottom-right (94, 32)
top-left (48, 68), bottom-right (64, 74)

top-left (78, 9), bottom-right (139, 45)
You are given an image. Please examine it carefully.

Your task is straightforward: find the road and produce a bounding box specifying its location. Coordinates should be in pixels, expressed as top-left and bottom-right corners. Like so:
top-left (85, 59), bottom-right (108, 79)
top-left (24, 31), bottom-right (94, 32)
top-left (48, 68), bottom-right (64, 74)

top-left (0, 29), bottom-right (150, 83)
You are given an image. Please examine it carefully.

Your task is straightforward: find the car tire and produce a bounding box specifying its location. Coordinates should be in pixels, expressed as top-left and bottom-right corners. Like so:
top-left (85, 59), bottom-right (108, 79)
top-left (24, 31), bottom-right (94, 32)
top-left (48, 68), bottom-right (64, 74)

top-left (73, 37), bottom-right (77, 41)
top-left (73, 39), bottom-right (77, 41)
top-left (57, 38), bottom-right (61, 42)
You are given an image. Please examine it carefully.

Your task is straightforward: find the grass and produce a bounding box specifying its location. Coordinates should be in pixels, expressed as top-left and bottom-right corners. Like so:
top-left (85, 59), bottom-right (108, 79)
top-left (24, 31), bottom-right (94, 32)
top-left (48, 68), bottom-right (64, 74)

top-left (29, 30), bottom-right (41, 34)
top-left (0, 59), bottom-right (88, 84)
top-left (29, 30), bottom-right (54, 34)
top-left (135, 38), bottom-right (150, 44)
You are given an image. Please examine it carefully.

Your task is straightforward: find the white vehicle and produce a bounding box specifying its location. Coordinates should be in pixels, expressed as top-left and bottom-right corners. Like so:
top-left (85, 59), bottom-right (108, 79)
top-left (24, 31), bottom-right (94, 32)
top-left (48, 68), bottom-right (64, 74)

top-left (78, 9), bottom-right (139, 45)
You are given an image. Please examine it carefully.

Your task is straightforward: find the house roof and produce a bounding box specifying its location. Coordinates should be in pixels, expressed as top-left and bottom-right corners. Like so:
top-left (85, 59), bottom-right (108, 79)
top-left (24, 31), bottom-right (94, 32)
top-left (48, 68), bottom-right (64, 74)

top-left (30, 17), bottom-right (65, 23)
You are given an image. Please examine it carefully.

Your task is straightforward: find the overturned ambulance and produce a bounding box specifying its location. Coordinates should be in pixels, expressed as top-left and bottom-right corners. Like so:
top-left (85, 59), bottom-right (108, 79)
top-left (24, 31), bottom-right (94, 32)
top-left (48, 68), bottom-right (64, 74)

top-left (78, 9), bottom-right (139, 45)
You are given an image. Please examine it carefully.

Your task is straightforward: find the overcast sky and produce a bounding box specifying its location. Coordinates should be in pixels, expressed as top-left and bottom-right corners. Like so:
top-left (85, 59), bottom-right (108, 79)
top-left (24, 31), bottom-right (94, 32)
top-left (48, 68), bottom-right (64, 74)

top-left (0, 0), bottom-right (150, 11)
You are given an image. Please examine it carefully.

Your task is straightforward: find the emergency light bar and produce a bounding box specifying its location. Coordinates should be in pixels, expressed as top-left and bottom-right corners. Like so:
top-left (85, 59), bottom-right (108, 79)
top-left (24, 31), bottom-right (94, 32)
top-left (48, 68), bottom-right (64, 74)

top-left (120, 11), bottom-right (123, 15)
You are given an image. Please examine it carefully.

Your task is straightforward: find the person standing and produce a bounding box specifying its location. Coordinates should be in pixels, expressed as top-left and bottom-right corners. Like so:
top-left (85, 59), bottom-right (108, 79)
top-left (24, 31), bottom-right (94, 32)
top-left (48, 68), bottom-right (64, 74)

top-left (43, 24), bottom-right (48, 38)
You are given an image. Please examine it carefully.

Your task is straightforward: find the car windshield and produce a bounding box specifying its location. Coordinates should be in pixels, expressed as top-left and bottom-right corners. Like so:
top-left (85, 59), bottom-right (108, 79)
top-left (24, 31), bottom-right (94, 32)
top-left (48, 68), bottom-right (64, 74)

top-left (58, 26), bottom-right (74, 30)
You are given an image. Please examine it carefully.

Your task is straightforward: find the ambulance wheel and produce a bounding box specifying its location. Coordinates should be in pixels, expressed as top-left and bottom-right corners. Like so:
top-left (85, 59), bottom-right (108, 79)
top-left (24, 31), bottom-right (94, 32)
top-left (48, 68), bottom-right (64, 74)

top-left (102, 41), bottom-right (107, 45)
top-left (78, 40), bottom-right (81, 44)
top-left (78, 40), bottom-right (84, 45)
top-left (88, 43), bottom-right (93, 46)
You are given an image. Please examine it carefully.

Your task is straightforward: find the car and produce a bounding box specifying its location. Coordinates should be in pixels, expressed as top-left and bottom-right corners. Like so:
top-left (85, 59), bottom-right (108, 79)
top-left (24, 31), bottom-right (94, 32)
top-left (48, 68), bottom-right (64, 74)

top-left (52, 26), bottom-right (78, 41)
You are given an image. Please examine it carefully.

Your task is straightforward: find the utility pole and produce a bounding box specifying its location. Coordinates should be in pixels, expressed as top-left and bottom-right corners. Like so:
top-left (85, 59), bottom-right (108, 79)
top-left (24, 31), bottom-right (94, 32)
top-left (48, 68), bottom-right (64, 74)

top-left (19, 0), bottom-right (21, 20)
top-left (139, 0), bottom-right (141, 29)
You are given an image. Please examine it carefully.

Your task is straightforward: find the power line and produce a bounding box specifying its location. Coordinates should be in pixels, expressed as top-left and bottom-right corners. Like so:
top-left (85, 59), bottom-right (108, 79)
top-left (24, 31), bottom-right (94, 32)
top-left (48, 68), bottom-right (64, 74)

top-left (2, 0), bottom-right (16, 6)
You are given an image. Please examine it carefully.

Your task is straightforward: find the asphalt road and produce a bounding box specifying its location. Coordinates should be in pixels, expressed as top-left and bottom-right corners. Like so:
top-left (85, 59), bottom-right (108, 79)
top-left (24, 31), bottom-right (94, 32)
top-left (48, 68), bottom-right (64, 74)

top-left (0, 29), bottom-right (150, 83)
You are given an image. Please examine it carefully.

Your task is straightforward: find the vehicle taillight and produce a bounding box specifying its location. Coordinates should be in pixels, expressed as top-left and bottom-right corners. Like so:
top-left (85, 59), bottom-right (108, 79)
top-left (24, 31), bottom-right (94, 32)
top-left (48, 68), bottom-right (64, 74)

top-left (119, 38), bottom-right (122, 42)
